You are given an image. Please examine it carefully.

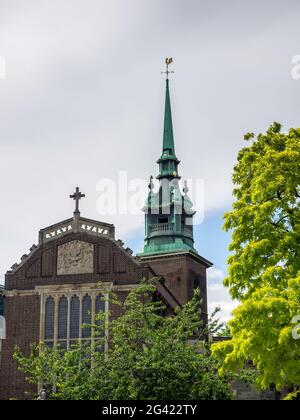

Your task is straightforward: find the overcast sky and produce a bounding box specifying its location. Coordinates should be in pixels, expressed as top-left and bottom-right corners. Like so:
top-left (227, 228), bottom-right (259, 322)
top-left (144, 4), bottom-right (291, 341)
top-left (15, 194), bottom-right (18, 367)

top-left (0, 0), bottom-right (299, 320)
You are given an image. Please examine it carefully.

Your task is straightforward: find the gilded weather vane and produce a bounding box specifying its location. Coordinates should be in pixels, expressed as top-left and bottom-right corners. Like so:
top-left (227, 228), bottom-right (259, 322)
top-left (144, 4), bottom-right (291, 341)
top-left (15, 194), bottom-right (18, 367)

top-left (161, 57), bottom-right (174, 79)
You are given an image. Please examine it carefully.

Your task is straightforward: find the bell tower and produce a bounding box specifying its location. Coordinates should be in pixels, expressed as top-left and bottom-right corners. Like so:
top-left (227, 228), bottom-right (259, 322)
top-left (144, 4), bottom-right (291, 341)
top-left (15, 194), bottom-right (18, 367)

top-left (138, 59), bottom-right (212, 313)
top-left (141, 60), bottom-right (197, 256)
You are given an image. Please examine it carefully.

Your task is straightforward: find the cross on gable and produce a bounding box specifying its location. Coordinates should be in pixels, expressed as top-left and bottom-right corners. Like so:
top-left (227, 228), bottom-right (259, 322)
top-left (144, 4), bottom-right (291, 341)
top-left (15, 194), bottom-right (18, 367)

top-left (70, 187), bottom-right (85, 215)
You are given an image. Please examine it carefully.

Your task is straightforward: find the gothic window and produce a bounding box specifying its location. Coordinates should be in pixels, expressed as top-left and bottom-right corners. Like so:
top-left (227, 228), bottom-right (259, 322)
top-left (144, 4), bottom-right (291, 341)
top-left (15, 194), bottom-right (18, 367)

top-left (96, 295), bottom-right (105, 316)
top-left (95, 295), bottom-right (105, 338)
top-left (58, 296), bottom-right (68, 340)
top-left (45, 297), bottom-right (54, 340)
top-left (42, 291), bottom-right (106, 350)
top-left (95, 295), bottom-right (105, 351)
top-left (59, 341), bottom-right (68, 351)
top-left (70, 295), bottom-right (80, 339)
top-left (82, 294), bottom-right (92, 339)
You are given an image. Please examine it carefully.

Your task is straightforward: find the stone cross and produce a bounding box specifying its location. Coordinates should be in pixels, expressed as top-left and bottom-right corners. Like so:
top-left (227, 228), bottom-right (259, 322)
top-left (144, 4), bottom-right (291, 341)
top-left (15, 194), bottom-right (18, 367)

top-left (70, 187), bottom-right (85, 215)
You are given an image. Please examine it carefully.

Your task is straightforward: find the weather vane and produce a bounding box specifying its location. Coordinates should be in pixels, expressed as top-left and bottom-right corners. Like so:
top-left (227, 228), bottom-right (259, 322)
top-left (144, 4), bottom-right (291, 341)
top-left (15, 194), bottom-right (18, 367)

top-left (161, 57), bottom-right (174, 80)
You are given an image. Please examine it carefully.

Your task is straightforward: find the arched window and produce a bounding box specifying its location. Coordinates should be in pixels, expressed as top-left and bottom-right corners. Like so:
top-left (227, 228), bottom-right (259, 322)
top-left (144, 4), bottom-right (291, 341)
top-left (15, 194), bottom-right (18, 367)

top-left (82, 294), bottom-right (92, 338)
top-left (42, 291), bottom-right (106, 350)
top-left (70, 295), bottom-right (80, 339)
top-left (96, 295), bottom-right (105, 352)
top-left (45, 297), bottom-right (54, 340)
top-left (58, 296), bottom-right (68, 340)
top-left (96, 295), bottom-right (105, 315)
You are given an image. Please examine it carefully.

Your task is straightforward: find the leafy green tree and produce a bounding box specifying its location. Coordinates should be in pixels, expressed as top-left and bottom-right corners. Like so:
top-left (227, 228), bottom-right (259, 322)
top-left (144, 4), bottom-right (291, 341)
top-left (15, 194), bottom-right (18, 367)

top-left (212, 123), bottom-right (300, 397)
top-left (15, 281), bottom-right (232, 400)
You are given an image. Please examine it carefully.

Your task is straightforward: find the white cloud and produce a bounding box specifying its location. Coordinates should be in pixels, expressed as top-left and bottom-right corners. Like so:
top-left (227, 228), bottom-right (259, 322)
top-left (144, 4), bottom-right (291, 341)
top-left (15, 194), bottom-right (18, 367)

top-left (207, 267), bottom-right (237, 323)
top-left (0, 0), bottom-right (300, 281)
top-left (207, 267), bottom-right (225, 282)
top-left (208, 283), bottom-right (238, 323)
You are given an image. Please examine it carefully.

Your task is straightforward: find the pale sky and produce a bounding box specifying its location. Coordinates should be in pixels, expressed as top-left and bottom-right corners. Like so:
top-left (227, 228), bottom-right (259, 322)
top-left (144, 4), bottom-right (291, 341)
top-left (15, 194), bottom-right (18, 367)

top-left (0, 0), bottom-right (299, 321)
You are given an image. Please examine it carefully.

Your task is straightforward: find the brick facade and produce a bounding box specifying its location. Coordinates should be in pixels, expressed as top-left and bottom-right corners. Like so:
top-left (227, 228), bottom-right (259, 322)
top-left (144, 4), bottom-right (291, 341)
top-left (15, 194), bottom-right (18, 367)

top-left (139, 252), bottom-right (211, 323)
top-left (0, 224), bottom-right (181, 400)
top-left (0, 217), bottom-right (210, 400)
top-left (0, 294), bottom-right (40, 399)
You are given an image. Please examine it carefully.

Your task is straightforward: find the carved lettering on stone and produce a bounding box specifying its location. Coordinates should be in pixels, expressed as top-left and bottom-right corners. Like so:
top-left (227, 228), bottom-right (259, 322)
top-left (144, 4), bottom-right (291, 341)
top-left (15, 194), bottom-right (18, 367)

top-left (57, 241), bottom-right (94, 275)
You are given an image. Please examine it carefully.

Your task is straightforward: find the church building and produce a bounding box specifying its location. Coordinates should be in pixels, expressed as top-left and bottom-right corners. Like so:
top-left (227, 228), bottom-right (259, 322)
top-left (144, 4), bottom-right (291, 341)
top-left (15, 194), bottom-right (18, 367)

top-left (0, 64), bottom-right (212, 400)
top-left (0, 286), bottom-right (3, 317)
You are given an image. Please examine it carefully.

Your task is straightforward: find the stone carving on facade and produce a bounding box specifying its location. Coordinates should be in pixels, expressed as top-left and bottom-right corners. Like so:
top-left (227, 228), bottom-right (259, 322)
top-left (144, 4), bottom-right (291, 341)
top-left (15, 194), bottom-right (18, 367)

top-left (57, 240), bottom-right (94, 275)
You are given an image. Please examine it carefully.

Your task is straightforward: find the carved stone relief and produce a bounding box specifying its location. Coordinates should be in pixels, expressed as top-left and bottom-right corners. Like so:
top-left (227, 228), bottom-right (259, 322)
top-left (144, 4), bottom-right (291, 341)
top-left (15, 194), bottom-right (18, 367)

top-left (57, 240), bottom-right (94, 275)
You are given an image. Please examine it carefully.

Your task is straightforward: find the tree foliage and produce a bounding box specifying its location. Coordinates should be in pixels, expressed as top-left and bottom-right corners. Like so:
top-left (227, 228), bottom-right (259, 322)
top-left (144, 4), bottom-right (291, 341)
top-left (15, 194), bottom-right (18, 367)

top-left (15, 281), bottom-right (232, 400)
top-left (212, 123), bottom-right (300, 396)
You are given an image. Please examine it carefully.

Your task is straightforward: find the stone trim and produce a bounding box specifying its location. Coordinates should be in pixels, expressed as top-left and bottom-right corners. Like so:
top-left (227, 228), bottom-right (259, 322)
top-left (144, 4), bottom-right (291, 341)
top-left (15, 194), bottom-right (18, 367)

top-left (35, 282), bottom-right (114, 294)
top-left (5, 282), bottom-right (140, 297)
top-left (5, 290), bottom-right (38, 297)
top-left (139, 250), bottom-right (213, 267)
top-left (39, 216), bottom-right (115, 244)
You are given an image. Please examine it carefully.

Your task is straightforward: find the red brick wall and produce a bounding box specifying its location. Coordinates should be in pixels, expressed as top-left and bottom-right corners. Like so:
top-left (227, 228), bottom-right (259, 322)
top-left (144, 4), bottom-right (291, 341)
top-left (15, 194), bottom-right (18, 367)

top-left (146, 255), bottom-right (188, 305)
top-left (0, 233), bottom-right (153, 400)
top-left (0, 234), bottom-right (198, 399)
top-left (141, 253), bottom-right (209, 319)
top-left (0, 295), bottom-right (40, 400)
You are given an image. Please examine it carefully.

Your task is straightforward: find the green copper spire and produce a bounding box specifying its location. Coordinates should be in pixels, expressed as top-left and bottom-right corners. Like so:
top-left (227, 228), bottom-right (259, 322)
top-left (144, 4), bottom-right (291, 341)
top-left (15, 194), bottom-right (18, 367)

top-left (138, 59), bottom-right (197, 257)
top-left (157, 68), bottom-right (180, 180)
top-left (162, 79), bottom-right (175, 156)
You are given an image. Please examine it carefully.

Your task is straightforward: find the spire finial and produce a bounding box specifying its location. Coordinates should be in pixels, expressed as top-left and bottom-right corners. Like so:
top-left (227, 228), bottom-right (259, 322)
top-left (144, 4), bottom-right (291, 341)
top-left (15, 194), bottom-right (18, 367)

top-left (161, 57), bottom-right (174, 80)
top-left (70, 187), bottom-right (85, 216)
